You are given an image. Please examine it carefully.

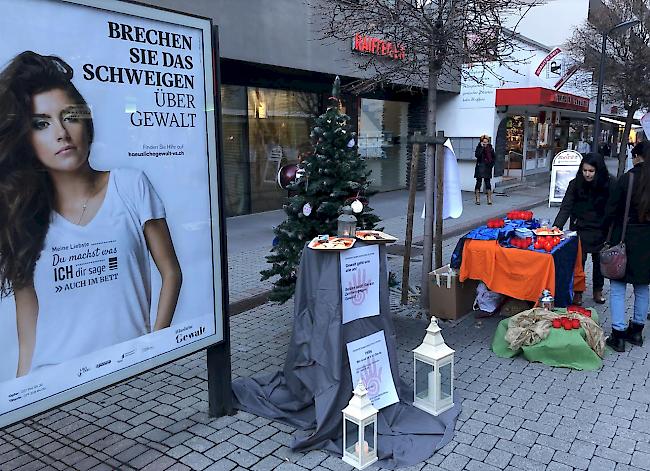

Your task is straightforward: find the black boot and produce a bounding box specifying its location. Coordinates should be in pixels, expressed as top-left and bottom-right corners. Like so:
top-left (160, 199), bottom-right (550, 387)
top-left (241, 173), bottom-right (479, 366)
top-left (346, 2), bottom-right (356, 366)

top-left (624, 322), bottom-right (644, 347)
top-left (606, 328), bottom-right (626, 352)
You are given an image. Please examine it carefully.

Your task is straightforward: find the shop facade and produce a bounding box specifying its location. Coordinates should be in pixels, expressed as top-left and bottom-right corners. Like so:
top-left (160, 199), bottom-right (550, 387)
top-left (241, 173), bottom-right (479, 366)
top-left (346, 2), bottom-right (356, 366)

top-left (141, 0), bottom-right (458, 216)
top-left (436, 40), bottom-right (595, 191)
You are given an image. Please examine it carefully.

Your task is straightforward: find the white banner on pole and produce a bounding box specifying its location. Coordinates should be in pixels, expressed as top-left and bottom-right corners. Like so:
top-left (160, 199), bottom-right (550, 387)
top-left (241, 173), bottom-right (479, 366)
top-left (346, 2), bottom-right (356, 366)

top-left (421, 139), bottom-right (463, 220)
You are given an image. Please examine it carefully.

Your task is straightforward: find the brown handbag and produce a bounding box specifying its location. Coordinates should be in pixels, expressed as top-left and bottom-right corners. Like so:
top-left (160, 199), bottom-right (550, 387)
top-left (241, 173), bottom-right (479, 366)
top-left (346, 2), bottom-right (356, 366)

top-left (600, 173), bottom-right (634, 280)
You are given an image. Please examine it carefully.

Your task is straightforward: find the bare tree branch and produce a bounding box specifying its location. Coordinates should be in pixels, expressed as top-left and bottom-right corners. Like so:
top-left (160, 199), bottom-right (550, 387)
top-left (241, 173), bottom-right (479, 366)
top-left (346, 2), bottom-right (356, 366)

top-left (565, 0), bottom-right (650, 175)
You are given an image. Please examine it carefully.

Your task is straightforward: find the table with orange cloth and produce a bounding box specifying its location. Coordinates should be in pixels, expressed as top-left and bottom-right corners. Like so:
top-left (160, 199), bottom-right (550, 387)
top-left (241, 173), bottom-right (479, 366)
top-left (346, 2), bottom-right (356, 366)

top-left (458, 237), bottom-right (585, 307)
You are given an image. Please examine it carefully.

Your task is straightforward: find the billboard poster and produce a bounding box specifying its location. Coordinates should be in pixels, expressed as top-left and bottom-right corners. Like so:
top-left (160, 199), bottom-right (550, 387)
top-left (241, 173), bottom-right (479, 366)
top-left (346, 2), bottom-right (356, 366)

top-left (0, 0), bottom-right (224, 427)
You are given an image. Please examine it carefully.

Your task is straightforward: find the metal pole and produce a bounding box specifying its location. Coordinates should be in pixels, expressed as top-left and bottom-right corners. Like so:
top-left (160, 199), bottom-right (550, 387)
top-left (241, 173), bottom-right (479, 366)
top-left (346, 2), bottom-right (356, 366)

top-left (207, 341), bottom-right (234, 417)
top-left (591, 32), bottom-right (608, 154)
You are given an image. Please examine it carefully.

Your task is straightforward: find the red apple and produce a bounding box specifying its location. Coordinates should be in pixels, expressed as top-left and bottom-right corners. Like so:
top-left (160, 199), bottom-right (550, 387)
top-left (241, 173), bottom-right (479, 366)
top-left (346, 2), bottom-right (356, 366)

top-left (571, 318), bottom-right (581, 328)
top-left (552, 319), bottom-right (562, 329)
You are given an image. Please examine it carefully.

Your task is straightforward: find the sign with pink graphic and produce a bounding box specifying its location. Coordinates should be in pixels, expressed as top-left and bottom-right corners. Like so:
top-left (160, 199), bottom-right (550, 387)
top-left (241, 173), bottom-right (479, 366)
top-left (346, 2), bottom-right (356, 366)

top-left (340, 245), bottom-right (380, 324)
top-left (346, 330), bottom-right (398, 410)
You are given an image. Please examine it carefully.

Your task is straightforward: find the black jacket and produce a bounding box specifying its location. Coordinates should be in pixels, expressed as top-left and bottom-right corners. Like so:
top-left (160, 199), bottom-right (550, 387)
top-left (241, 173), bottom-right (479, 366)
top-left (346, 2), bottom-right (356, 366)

top-left (604, 163), bottom-right (650, 284)
top-left (553, 176), bottom-right (614, 252)
top-left (474, 144), bottom-right (495, 179)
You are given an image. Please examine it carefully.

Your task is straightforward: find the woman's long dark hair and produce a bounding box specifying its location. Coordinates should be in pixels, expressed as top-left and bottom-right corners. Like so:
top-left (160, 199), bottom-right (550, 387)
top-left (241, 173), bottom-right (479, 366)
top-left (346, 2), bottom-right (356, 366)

top-left (0, 51), bottom-right (93, 296)
top-left (632, 140), bottom-right (650, 220)
top-left (574, 152), bottom-right (611, 207)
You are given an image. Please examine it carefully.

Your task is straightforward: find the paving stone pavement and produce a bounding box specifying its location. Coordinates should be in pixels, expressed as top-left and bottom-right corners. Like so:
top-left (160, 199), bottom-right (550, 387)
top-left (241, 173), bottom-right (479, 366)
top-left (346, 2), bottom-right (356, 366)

top-left (227, 185), bottom-right (549, 304)
top-left (2, 201), bottom-right (650, 471)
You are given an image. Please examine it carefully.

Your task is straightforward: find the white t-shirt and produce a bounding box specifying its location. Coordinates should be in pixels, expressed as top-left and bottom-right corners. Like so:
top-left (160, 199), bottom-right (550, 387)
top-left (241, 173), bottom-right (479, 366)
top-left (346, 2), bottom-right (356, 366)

top-left (30, 168), bottom-right (165, 372)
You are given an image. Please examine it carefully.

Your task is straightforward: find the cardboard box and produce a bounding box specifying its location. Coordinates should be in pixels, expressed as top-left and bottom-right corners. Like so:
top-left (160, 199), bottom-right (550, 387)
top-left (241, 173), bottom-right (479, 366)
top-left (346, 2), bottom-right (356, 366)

top-left (428, 265), bottom-right (479, 320)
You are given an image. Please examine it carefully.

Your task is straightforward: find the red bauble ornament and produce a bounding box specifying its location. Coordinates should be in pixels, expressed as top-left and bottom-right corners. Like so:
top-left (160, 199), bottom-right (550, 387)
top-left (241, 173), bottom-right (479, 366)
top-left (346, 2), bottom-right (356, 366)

top-left (277, 164), bottom-right (299, 189)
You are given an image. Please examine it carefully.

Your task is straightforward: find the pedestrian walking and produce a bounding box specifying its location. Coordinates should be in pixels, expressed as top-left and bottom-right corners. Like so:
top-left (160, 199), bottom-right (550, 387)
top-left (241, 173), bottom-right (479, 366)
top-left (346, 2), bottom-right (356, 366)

top-left (553, 153), bottom-right (614, 305)
top-left (604, 141), bottom-right (650, 352)
top-left (474, 134), bottom-right (495, 205)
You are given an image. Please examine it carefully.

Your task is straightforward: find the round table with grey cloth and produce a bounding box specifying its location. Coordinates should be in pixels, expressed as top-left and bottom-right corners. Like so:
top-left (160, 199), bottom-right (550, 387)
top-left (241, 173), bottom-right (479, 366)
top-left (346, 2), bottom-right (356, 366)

top-left (232, 242), bottom-right (460, 468)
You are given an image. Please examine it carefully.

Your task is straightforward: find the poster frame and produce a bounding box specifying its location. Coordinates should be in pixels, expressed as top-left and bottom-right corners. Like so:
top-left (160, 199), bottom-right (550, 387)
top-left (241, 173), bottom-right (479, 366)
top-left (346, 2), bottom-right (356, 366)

top-left (548, 149), bottom-right (582, 207)
top-left (0, 0), bottom-right (229, 428)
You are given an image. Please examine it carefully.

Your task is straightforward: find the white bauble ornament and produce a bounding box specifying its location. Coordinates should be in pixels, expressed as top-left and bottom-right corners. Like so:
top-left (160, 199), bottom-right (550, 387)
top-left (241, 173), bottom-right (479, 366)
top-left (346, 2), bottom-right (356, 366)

top-left (351, 199), bottom-right (363, 214)
top-left (347, 138), bottom-right (355, 148)
top-left (302, 203), bottom-right (312, 216)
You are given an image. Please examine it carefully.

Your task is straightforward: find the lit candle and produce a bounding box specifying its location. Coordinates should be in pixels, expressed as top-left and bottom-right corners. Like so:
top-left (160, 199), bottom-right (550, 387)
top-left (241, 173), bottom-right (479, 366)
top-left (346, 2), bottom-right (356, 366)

top-left (354, 440), bottom-right (369, 456)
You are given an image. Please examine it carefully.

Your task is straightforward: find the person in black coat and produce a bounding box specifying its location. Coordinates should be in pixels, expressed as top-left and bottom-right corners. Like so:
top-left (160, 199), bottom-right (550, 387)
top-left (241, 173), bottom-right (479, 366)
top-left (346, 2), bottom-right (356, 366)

top-left (553, 153), bottom-right (613, 306)
top-left (474, 134), bottom-right (496, 205)
top-left (603, 141), bottom-right (650, 352)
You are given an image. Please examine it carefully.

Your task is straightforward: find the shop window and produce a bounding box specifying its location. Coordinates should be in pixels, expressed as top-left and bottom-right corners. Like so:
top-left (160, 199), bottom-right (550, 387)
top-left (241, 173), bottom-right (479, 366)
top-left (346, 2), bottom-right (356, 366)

top-left (221, 85), bottom-right (250, 217)
top-left (505, 116), bottom-right (524, 170)
top-left (358, 98), bottom-right (408, 192)
top-left (247, 88), bottom-right (319, 213)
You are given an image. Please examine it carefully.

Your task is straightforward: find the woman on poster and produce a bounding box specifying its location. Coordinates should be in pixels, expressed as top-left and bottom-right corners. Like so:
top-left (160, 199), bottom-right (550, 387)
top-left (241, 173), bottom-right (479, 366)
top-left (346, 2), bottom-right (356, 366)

top-left (0, 51), bottom-right (182, 377)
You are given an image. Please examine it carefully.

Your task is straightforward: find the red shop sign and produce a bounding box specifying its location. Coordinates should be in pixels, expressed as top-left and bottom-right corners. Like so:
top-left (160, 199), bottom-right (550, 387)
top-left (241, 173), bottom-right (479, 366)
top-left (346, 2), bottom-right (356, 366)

top-left (496, 87), bottom-right (590, 112)
top-left (352, 33), bottom-right (405, 60)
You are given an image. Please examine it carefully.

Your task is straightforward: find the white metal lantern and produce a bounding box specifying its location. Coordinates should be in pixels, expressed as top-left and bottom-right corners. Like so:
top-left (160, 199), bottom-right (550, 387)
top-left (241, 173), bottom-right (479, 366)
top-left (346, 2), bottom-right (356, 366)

top-left (342, 380), bottom-right (378, 470)
top-left (413, 317), bottom-right (455, 416)
top-left (337, 206), bottom-right (357, 238)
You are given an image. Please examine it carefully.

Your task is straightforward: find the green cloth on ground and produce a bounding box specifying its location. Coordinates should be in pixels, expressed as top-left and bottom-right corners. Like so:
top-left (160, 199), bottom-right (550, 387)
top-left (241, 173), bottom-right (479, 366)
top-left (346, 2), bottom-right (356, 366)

top-left (492, 308), bottom-right (603, 370)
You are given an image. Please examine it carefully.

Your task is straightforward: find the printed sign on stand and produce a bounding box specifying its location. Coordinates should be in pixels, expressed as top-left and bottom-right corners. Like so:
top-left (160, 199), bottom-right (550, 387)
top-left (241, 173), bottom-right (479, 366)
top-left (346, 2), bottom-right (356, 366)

top-left (346, 330), bottom-right (399, 410)
top-left (340, 245), bottom-right (380, 324)
top-left (549, 150), bottom-right (582, 206)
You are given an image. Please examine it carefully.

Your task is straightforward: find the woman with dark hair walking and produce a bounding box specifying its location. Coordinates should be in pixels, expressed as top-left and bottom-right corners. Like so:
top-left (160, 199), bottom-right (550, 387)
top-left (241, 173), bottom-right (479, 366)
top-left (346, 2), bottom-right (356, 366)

top-left (0, 51), bottom-right (182, 376)
top-left (474, 134), bottom-right (495, 205)
top-left (604, 141), bottom-right (650, 352)
top-left (553, 153), bottom-right (614, 305)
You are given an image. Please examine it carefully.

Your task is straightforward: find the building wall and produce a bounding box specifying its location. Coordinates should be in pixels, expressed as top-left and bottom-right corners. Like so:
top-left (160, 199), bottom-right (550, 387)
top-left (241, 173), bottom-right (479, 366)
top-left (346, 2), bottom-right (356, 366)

top-left (139, 0), bottom-right (458, 92)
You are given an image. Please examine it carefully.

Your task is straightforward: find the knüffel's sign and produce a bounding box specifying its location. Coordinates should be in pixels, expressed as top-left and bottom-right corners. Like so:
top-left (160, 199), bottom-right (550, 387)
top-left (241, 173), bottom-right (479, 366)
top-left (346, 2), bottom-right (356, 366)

top-left (351, 33), bottom-right (405, 60)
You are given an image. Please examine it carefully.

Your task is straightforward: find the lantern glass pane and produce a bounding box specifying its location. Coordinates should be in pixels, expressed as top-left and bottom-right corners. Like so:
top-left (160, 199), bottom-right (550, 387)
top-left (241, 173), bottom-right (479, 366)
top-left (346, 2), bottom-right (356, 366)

top-left (345, 419), bottom-right (359, 458)
top-left (440, 361), bottom-right (452, 400)
top-left (363, 422), bottom-right (375, 455)
top-left (415, 358), bottom-right (434, 402)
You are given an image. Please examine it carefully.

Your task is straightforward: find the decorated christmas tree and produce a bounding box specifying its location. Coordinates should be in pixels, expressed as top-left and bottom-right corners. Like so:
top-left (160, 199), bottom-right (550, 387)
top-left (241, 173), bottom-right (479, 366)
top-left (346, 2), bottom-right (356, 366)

top-left (261, 77), bottom-right (380, 303)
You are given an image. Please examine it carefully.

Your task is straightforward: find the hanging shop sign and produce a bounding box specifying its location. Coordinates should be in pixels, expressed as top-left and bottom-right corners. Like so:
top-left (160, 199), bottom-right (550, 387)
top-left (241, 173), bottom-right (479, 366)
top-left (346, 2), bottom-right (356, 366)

top-left (0, 0), bottom-right (226, 427)
top-left (496, 87), bottom-right (589, 112)
top-left (352, 33), bottom-right (406, 60)
top-left (549, 150), bottom-right (582, 206)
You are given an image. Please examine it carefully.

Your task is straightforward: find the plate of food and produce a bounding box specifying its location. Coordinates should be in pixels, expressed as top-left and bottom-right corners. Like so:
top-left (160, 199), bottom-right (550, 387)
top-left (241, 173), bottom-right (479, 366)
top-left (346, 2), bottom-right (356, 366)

top-left (355, 230), bottom-right (398, 244)
top-left (308, 236), bottom-right (356, 250)
top-left (533, 228), bottom-right (564, 237)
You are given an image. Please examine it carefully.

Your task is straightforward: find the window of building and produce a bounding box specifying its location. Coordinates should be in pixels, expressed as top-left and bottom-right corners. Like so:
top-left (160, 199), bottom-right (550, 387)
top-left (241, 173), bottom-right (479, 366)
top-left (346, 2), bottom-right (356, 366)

top-left (448, 137), bottom-right (481, 160)
top-left (358, 98), bottom-right (409, 192)
top-left (247, 88), bottom-right (320, 213)
top-left (221, 85), bottom-right (250, 217)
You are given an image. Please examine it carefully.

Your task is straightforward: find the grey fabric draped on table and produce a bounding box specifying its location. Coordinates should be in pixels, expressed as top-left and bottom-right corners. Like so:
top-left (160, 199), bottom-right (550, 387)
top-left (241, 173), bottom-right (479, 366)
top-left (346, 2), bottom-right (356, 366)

top-left (232, 242), bottom-right (460, 469)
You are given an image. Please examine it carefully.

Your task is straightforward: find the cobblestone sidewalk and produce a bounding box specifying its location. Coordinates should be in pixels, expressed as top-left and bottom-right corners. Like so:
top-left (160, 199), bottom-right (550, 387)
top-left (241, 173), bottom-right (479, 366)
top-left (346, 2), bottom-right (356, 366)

top-left (2, 202), bottom-right (649, 471)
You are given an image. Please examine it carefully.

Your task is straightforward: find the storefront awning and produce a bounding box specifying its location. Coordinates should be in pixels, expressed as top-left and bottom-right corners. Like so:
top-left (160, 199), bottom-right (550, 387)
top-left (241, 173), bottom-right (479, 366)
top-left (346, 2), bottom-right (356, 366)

top-left (599, 116), bottom-right (641, 127)
top-left (495, 87), bottom-right (590, 112)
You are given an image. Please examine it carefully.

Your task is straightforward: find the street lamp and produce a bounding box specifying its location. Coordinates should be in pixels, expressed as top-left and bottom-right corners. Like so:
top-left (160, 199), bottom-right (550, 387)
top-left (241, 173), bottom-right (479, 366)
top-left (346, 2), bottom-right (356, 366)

top-left (592, 19), bottom-right (640, 154)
